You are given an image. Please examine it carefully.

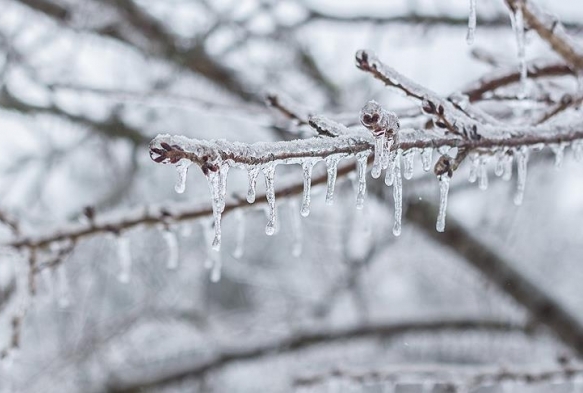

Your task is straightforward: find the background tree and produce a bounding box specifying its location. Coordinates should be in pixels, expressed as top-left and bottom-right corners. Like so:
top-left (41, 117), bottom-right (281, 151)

top-left (1, 0), bottom-right (583, 392)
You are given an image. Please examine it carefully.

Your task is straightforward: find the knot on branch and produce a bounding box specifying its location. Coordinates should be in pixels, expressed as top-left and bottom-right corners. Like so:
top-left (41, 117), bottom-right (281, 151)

top-left (355, 50), bottom-right (374, 71)
top-left (359, 100), bottom-right (400, 137)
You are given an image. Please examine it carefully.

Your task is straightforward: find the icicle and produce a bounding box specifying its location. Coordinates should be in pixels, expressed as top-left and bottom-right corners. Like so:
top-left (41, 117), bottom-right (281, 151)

top-left (355, 151), bottom-right (369, 209)
top-left (174, 159), bottom-right (191, 194)
top-left (421, 148), bottom-right (433, 172)
top-left (263, 164), bottom-right (277, 235)
top-left (468, 154), bottom-right (478, 183)
top-left (384, 150), bottom-right (397, 186)
top-left (325, 155), bottom-right (340, 205)
top-left (217, 163), bottom-right (229, 213)
top-left (436, 174), bottom-right (451, 232)
top-left (510, 4), bottom-right (527, 94)
top-left (117, 235), bottom-right (131, 283)
top-left (232, 210), bottom-right (245, 259)
top-left (503, 154), bottom-right (513, 181)
top-left (402, 149), bottom-right (414, 180)
top-left (478, 157), bottom-right (489, 190)
top-left (550, 143), bottom-right (567, 169)
top-left (573, 140), bottom-right (583, 162)
top-left (371, 133), bottom-right (386, 179)
top-left (163, 229), bottom-right (179, 269)
top-left (210, 257), bottom-right (222, 282)
top-left (514, 147), bottom-right (529, 205)
top-left (495, 150), bottom-right (506, 177)
top-left (246, 166), bottom-right (259, 203)
top-left (202, 220), bottom-right (218, 270)
top-left (206, 168), bottom-right (223, 250)
top-left (300, 160), bottom-right (316, 217)
top-left (466, 0), bottom-right (477, 45)
top-left (56, 265), bottom-right (70, 308)
top-left (393, 151), bottom-right (403, 236)
top-left (290, 200), bottom-right (303, 257)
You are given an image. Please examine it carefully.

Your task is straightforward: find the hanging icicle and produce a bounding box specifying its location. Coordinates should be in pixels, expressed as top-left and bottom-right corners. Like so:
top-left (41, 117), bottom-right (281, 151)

top-left (300, 160), bottom-right (317, 217)
top-left (371, 132), bottom-right (386, 179)
top-left (572, 140), bottom-right (583, 162)
top-left (436, 174), bottom-right (451, 232)
top-left (393, 151), bottom-right (403, 236)
top-left (478, 157), bottom-right (488, 191)
top-left (502, 153), bottom-right (513, 181)
top-left (514, 146), bottom-right (529, 206)
top-left (355, 151), bottom-right (369, 209)
top-left (385, 150), bottom-right (398, 186)
top-left (421, 148), bottom-right (433, 172)
top-left (468, 154), bottom-right (478, 183)
top-left (247, 166), bottom-right (259, 204)
top-left (402, 149), bottom-right (415, 180)
top-left (325, 155), bottom-right (340, 205)
top-left (509, 2), bottom-right (528, 95)
top-left (162, 228), bottom-right (179, 269)
top-left (174, 159), bottom-right (192, 194)
top-left (263, 164), bottom-right (277, 235)
top-left (232, 210), bottom-right (245, 259)
top-left (205, 165), bottom-right (225, 251)
top-left (467, 0), bottom-right (477, 45)
top-left (550, 143), bottom-right (567, 169)
top-left (494, 150), bottom-right (506, 177)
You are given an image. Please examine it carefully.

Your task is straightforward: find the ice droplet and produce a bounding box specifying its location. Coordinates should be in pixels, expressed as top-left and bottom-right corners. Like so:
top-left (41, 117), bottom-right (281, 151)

top-left (117, 235), bottom-right (131, 283)
top-left (467, 0), bottom-right (477, 45)
top-left (468, 154), bottom-right (478, 183)
top-left (263, 164), bottom-right (277, 235)
top-left (421, 148), bottom-right (433, 172)
top-left (436, 174), bottom-right (451, 232)
top-left (325, 155), bottom-right (340, 205)
top-left (478, 157), bottom-right (489, 190)
top-left (514, 147), bottom-right (529, 206)
top-left (355, 151), bottom-right (369, 209)
top-left (393, 151), bottom-right (403, 236)
top-left (232, 210), bottom-right (245, 259)
top-left (403, 149), bottom-right (415, 180)
top-left (300, 160), bottom-right (316, 217)
top-left (550, 143), bottom-right (567, 169)
top-left (246, 166), bottom-right (259, 203)
top-left (385, 150), bottom-right (397, 186)
top-left (174, 159), bottom-right (191, 194)
top-left (290, 200), bottom-right (303, 257)
top-left (163, 229), bottom-right (179, 269)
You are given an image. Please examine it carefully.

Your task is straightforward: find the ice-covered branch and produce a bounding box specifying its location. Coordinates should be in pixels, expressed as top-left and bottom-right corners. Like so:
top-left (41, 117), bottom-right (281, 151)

top-left (105, 318), bottom-right (529, 393)
top-left (295, 362), bottom-right (583, 390)
top-left (507, 0), bottom-right (583, 70)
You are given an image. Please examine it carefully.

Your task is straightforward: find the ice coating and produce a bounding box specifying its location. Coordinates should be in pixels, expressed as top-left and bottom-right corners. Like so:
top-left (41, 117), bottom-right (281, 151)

top-left (360, 100), bottom-right (399, 180)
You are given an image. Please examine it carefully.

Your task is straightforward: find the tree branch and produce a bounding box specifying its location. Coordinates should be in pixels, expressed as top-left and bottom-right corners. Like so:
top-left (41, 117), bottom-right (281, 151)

top-left (406, 199), bottom-right (583, 357)
top-left (105, 318), bottom-right (530, 393)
